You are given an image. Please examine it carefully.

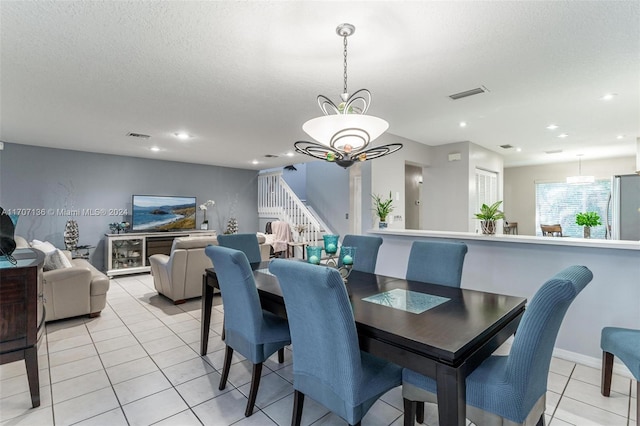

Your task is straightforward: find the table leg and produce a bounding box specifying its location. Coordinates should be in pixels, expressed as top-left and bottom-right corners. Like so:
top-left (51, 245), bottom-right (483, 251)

top-left (200, 274), bottom-right (214, 356)
top-left (436, 363), bottom-right (465, 426)
top-left (25, 346), bottom-right (40, 407)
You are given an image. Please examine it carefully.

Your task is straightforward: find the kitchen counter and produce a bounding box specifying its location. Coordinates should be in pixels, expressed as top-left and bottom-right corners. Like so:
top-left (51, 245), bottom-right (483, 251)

top-left (367, 228), bottom-right (640, 377)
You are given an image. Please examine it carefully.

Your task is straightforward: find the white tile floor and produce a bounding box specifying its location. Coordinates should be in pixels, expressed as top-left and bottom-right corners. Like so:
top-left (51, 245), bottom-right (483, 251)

top-left (0, 273), bottom-right (636, 425)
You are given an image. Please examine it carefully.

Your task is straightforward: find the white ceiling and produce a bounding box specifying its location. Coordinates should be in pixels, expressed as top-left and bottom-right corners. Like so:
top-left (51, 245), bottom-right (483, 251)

top-left (1, 1), bottom-right (638, 171)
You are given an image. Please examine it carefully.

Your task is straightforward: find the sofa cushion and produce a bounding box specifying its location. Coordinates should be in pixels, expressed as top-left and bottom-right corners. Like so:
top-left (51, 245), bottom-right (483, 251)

top-left (44, 249), bottom-right (74, 271)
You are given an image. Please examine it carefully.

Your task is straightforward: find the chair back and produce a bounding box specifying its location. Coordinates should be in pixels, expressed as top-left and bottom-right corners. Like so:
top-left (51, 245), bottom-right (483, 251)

top-left (406, 240), bottom-right (468, 287)
top-left (503, 265), bottom-right (593, 417)
top-left (338, 235), bottom-right (383, 273)
top-left (204, 245), bottom-right (265, 360)
top-left (269, 259), bottom-right (363, 407)
top-left (541, 224), bottom-right (563, 237)
top-left (216, 233), bottom-right (262, 263)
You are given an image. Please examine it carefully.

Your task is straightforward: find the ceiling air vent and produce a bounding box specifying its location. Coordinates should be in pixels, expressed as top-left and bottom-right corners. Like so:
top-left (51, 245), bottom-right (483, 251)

top-left (545, 149), bottom-right (563, 154)
top-left (500, 144), bottom-right (514, 149)
top-left (127, 132), bottom-right (150, 139)
top-left (449, 86), bottom-right (488, 100)
top-left (264, 154), bottom-right (279, 158)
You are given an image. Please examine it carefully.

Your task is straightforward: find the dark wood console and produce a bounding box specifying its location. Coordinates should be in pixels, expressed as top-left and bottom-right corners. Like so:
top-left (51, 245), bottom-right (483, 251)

top-left (0, 248), bottom-right (45, 408)
top-left (145, 235), bottom-right (177, 265)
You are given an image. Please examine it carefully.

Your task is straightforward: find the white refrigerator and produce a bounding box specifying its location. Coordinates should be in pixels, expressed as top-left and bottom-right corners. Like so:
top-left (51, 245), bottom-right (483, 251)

top-left (607, 174), bottom-right (640, 240)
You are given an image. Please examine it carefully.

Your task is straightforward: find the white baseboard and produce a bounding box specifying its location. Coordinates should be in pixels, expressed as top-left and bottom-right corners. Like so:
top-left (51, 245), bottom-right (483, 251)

top-left (553, 347), bottom-right (635, 380)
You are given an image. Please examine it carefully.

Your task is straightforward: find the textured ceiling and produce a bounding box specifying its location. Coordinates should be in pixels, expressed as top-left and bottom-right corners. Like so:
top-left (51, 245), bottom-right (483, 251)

top-left (1, 1), bottom-right (638, 170)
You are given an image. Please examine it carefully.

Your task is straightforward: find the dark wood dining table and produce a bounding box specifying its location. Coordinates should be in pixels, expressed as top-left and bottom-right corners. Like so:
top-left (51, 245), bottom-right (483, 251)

top-left (200, 261), bottom-right (526, 426)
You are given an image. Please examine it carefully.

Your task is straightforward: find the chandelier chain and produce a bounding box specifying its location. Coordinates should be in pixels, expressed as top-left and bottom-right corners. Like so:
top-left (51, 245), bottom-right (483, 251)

top-left (343, 35), bottom-right (348, 95)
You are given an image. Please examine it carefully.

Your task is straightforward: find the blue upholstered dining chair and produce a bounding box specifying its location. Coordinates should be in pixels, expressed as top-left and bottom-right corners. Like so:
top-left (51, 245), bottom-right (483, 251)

top-left (338, 234), bottom-right (383, 273)
top-left (601, 327), bottom-right (640, 426)
top-left (405, 240), bottom-right (468, 286)
top-left (204, 245), bottom-right (291, 417)
top-left (269, 259), bottom-right (402, 426)
top-left (402, 265), bottom-right (593, 426)
top-left (216, 233), bottom-right (262, 263)
top-left (215, 233), bottom-right (263, 341)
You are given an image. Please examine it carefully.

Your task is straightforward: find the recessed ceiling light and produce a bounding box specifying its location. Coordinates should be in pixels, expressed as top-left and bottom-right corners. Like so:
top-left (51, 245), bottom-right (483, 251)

top-left (150, 146), bottom-right (160, 152)
top-left (546, 124), bottom-right (559, 130)
top-left (616, 134), bottom-right (625, 139)
top-left (516, 147), bottom-right (522, 152)
top-left (251, 160), bottom-right (259, 165)
top-left (600, 93), bottom-right (617, 101)
top-left (286, 152), bottom-right (294, 157)
top-left (174, 132), bottom-right (191, 140)
top-left (557, 133), bottom-right (569, 138)
top-left (459, 121), bottom-right (467, 128)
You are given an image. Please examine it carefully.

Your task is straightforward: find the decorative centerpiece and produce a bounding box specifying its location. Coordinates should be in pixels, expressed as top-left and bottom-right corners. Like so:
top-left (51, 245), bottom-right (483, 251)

top-left (109, 222), bottom-right (129, 234)
top-left (199, 199), bottom-right (215, 230)
top-left (307, 236), bottom-right (356, 282)
top-left (372, 192), bottom-right (394, 229)
top-left (474, 201), bottom-right (505, 235)
top-left (575, 211), bottom-right (601, 239)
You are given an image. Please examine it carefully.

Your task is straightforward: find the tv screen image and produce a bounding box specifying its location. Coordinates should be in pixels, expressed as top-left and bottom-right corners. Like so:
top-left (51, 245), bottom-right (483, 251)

top-left (132, 195), bottom-right (197, 232)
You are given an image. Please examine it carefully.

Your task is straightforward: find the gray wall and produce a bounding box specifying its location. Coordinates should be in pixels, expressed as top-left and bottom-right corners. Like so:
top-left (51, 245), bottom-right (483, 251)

top-left (306, 161), bottom-right (350, 239)
top-left (0, 143), bottom-right (259, 271)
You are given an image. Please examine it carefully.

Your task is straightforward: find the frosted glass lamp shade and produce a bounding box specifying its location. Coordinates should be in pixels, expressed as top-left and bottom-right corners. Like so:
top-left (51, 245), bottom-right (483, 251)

top-left (303, 114), bottom-right (389, 151)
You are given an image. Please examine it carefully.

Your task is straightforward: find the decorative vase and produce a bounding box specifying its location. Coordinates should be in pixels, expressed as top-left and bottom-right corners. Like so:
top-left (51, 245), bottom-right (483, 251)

top-left (64, 219), bottom-right (79, 250)
top-left (379, 220), bottom-right (388, 229)
top-left (583, 226), bottom-right (591, 239)
top-left (480, 220), bottom-right (496, 235)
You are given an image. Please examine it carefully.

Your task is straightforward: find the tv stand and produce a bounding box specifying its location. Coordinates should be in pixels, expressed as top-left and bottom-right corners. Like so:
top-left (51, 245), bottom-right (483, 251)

top-left (105, 231), bottom-right (216, 277)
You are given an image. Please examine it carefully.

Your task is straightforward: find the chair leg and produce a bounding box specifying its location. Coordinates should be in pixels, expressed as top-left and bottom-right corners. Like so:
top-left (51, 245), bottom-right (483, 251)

top-left (245, 362), bottom-right (263, 417)
top-left (536, 413), bottom-right (545, 426)
top-left (221, 318), bottom-right (225, 341)
top-left (416, 401), bottom-right (424, 423)
top-left (219, 345), bottom-right (233, 390)
top-left (403, 398), bottom-right (416, 426)
top-left (278, 347), bottom-right (285, 363)
top-left (601, 351), bottom-right (614, 396)
top-left (292, 390), bottom-right (304, 426)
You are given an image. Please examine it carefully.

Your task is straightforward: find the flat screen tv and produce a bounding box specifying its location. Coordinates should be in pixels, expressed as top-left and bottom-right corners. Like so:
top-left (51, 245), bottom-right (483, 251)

top-left (131, 195), bottom-right (197, 232)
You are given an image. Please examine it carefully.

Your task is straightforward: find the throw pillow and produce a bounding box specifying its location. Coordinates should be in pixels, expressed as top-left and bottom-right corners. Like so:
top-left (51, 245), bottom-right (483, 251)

top-left (31, 239), bottom-right (57, 255)
top-left (44, 249), bottom-right (73, 271)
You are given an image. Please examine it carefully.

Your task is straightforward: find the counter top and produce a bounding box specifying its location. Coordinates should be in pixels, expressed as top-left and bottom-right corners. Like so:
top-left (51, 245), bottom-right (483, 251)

top-left (368, 228), bottom-right (640, 251)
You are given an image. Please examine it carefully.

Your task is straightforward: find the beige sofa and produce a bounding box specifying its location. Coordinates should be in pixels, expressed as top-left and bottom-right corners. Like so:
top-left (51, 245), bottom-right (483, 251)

top-left (15, 236), bottom-right (110, 322)
top-left (149, 234), bottom-right (271, 304)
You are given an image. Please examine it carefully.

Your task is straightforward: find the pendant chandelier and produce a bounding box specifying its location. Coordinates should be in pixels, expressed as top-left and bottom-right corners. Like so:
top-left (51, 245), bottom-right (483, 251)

top-left (566, 155), bottom-right (595, 184)
top-left (295, 23), bottom-right (402, 168)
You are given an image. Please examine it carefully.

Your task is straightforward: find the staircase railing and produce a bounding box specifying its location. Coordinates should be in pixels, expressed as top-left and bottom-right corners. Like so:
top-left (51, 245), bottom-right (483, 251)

top-left (258, 171), bottom-right (322, 244)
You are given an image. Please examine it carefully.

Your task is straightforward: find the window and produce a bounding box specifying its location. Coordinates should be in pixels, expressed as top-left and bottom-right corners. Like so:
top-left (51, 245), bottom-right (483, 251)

top-left (535, 180), bottom-right (610, 238)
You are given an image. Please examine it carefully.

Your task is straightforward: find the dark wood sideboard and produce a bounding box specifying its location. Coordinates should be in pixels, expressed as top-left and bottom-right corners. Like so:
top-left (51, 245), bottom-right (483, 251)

top-left (0, 248), bottom-right (45, 408)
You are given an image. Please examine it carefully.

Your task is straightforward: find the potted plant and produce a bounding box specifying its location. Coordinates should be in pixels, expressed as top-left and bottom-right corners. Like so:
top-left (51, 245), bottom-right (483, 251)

top-left (372, 192), bottom-right (394, 229)
top-left (575, 211), bottom-right (601, 238)
top-left (474, 201), bottom-right (505, 234)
